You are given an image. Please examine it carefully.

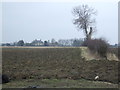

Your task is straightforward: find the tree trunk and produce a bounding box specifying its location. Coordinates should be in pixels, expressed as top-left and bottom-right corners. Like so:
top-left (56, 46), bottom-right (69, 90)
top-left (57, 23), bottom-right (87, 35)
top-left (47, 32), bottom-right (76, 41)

top-left (86, 27), bottom-right (92, 40)
top-left (86, 34), bottom-right (91, 40)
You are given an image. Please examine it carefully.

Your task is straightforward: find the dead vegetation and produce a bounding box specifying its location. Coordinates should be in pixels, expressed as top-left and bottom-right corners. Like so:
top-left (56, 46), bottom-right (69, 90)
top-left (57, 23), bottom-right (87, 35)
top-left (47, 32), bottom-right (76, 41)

top-left (81, 47), bottom-right (119, 61)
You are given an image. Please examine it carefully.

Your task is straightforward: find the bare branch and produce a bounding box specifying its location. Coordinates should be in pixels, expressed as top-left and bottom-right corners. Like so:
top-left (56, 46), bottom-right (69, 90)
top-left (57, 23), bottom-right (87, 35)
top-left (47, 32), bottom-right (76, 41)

top-left (72, 4), bottom-right (97, 40)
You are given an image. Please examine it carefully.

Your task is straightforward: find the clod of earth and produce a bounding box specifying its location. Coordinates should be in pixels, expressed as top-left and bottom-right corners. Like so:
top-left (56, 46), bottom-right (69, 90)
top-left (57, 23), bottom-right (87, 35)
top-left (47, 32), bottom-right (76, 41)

top-left (2, 74), bottom-right (10, 84)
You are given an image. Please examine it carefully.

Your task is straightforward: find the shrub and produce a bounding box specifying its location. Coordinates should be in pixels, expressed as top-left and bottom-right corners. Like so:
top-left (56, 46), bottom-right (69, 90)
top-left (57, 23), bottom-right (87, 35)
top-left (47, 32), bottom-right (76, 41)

top-left (84, 38), bottom-right (109, 58)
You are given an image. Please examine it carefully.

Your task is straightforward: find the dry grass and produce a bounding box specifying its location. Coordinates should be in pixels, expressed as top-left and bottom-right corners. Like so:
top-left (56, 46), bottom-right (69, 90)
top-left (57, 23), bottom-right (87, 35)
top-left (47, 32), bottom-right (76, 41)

top-left (108, 48), bottom-right (119, 60)
top-left (80, 47), bottom-right (119, 61)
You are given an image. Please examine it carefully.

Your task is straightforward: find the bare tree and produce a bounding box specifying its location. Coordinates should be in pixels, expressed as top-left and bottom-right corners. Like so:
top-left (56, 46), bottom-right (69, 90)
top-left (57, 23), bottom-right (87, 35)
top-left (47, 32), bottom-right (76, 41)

top-left (72, 4), bottom-right (97, 40)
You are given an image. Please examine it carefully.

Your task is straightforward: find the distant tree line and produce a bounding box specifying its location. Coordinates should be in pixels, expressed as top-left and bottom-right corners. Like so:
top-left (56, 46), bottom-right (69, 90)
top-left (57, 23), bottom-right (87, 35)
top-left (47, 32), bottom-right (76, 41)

top-left (1, 38), bottom-right (85, 47)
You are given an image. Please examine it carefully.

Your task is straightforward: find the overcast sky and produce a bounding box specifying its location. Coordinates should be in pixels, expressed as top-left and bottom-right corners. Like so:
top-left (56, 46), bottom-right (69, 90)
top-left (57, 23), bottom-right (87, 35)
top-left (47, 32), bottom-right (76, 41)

top-left (2, 2), bottom-right (118, 44)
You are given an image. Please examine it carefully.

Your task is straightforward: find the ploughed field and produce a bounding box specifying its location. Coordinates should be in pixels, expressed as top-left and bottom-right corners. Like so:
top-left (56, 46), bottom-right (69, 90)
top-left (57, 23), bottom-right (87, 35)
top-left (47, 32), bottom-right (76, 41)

top-left (2, 47), bottom-right (119, 88)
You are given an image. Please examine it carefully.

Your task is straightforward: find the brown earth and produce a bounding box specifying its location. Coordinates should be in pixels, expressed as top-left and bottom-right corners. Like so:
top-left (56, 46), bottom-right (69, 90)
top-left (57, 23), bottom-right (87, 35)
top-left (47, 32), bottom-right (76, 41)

top-left (2, 47), bottom-right (120, 84)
